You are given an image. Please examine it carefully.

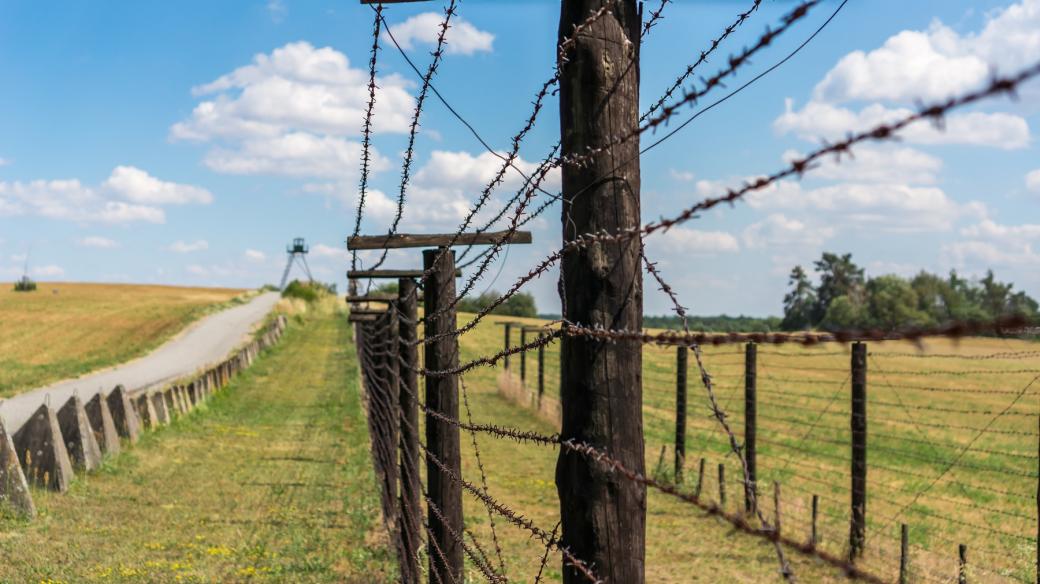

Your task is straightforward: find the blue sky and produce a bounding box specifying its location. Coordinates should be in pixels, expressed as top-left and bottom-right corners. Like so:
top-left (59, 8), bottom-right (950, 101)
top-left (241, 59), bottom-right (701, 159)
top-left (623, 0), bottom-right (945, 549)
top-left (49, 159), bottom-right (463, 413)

top-left (1, 0), bottom-right (1038, 316)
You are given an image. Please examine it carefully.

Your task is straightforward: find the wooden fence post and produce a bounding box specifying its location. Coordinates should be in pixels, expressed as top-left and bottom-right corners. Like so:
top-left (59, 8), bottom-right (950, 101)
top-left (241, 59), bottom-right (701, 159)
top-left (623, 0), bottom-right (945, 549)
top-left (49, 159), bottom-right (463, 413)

top-left (675, 346), bottom-right (687, 483)
top-left (959, 544), bottom-right (968, 584)
top-left (537, 334), bottom-right (546, 409)
top-left (899, 524), bottom-right (909, 584)
top-left (718, 463), bottom-right (726, 509)
top-left (520, 327), bottom-right (528, 385)
top-left (745, 342), bottom-right (757, 514)
top-left (556, 1), bottom-right (645, 581)
top-left (397, 278), bottom-right (421, 584)
top-left (850, 341), bottom-right (868, 560)
top-left (695, 458), bottom-right (705, 500)
top-left (503, 323), bottom-right (512, 371)
top-left (423, 248), bottom-right (463, 582)
top-left (773, 481), bottom-right (781, 537)
top-left (811, 494), bottom-right (819, 549)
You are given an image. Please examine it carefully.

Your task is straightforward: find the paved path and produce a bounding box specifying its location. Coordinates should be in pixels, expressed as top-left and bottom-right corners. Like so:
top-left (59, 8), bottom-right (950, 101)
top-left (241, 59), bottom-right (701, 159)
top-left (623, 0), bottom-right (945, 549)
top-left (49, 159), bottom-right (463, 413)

top-left (0, 292), bottom-right (280, 434)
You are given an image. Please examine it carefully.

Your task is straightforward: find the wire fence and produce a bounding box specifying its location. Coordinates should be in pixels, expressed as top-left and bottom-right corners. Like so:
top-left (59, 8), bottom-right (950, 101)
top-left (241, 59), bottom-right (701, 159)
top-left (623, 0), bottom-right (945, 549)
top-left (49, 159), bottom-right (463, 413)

top-left (346, 0), bottom-right (1040, 582)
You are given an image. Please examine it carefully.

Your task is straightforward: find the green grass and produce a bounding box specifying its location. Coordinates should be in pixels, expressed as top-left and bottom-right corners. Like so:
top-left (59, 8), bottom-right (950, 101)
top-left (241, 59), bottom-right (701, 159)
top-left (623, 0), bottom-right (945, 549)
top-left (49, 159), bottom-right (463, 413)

top-left (0, 306), bottom-right (393, 582)
top-left (448, 313), bottom-right (1040, 582)
top-left (0, 283), bottom-right (247, 397)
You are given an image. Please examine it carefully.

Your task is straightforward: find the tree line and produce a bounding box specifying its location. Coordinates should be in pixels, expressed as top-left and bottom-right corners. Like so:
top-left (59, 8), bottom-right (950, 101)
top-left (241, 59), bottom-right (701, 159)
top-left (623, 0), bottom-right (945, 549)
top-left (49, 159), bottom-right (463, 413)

top-left (781, 252), bottom-right (1038, 331)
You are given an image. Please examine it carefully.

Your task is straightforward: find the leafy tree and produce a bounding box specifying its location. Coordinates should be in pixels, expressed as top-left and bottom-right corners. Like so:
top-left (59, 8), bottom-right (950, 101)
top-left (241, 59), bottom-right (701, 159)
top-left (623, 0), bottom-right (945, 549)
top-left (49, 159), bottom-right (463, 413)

top-left (812, 252), bottom-right (865, 324)
top-left (781, 265), bottom-right (816, 330)
top-left (821, 295), bottom-right (865, 330)
top-left (866, 275), bottom-right (930, 329)
top-left (457, 291), bottom-right (537, 318)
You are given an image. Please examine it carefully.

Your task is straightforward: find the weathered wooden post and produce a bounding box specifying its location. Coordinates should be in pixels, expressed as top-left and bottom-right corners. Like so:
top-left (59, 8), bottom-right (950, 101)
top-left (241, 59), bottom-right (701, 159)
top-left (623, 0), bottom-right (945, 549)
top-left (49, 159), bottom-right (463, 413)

top-left (899, 524), bottom-right (909, 584)
top-left (556, 1), bottom-right (645, 581)
top-left (398, 278), bottom-right (422, 584)
top-left (423, 247), bottom-right (463, 582)
top-left (850, 342), bottom-right (868, 560)
top-left (718, 463), bottom-right (727, 509)
top-left (503, 322), bottom-right (512, 371)
top-left (745, 342), bottom-right (757, 514)
top-left (537, 332), bottom-right (546, 409)
top-left (675, 346), bottom-right (687, 483)
top-left (695, 458), bottom-right (706, 500)
top-left (959, 544), bottom-right (968, 584)
top-left (520, 327), bottom-right (528, 385)
top-left (811, 494), bottom-right (819, 549)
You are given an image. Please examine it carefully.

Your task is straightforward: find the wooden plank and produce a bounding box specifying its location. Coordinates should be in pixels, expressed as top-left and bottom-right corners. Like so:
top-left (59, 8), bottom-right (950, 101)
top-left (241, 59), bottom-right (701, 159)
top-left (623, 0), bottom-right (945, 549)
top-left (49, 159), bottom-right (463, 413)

top-left (350, 309), bottom-right (389, 316)
top-left (348, 230), bottom-right (532, 250)
top-left (348, 294), bottom-right (423, 303)
top-left (348, 269), bottom-right (461, 279)
top-left (349, 314), bottom-right (379, 323)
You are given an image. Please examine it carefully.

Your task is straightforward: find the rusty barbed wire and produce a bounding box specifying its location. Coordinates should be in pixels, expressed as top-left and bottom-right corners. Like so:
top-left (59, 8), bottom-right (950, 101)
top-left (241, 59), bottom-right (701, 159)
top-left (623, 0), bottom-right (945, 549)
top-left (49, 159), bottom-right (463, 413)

top-left (640, 0), bottom-right (670, 37)
top-left (642, 0), bottom-right (762, 122)
top-left (425, 491), bottom-right (507, 584)
top-left (410, 327), bottom-right (563, 378)
top-left (533, 521), bottom-right (561, 584)
top-left (367, 0), bottom-right (458, 276)
top-left (353, 3), bottom-right (383, 273)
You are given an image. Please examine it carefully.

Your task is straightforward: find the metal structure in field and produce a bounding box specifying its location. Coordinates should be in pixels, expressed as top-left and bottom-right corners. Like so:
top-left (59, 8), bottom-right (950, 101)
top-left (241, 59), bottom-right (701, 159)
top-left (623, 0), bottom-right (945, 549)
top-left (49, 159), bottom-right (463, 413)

top-left (279, 237), bottom-right (314, 291)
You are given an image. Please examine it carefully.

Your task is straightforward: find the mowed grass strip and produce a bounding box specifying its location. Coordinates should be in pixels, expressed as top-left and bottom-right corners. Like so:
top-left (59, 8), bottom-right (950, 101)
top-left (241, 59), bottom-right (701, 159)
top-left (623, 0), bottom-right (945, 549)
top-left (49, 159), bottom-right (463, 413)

top-left (451, 313), bottom-right (1040, 582)
top-left (0, 308), bottom-right (395, 583)
top-left (0, 283), bottom-right (246, 397)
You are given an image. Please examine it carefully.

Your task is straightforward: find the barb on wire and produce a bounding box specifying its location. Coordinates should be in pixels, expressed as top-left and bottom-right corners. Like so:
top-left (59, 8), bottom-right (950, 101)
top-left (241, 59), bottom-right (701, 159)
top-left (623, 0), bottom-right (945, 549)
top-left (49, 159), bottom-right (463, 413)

top-left (640, 0), bottom-right (670, 37)
top-left (460, 379), bottom-right (507, 575)
top-left (425, 491), bottom-right (507, 584)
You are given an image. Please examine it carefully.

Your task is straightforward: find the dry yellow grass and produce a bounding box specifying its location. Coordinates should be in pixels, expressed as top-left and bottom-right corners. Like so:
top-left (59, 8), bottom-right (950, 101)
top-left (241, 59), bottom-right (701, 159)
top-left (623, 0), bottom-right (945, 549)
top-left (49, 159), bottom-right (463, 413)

top-left (448, 312), bottom-right (1040, 583)
top-left (0, 282), bottom-right (246, 397)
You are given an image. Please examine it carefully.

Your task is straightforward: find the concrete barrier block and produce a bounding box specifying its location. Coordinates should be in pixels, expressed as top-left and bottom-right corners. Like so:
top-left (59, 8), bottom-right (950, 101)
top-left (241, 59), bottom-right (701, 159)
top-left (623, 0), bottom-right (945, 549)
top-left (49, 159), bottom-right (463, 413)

top-left (151, 391), bottom-right (170, 425)
top-left (106, 385), bottom-right (140, 443)
top-left (135, 394), bottom-right (158, 430)
top-left (13, 402), bottom-right (74, 492)
top-left (0, 417), bottom-right (35, 518)
top-left (57, 395), bottom-right (103, 472)
top-left (84, 393), bottom-right (120, 456)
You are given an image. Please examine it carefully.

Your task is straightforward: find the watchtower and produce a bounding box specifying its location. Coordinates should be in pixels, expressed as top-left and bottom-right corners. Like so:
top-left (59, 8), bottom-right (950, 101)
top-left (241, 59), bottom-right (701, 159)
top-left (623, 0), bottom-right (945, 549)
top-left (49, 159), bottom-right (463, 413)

top-left (279, 237), bottom-right (314, 290)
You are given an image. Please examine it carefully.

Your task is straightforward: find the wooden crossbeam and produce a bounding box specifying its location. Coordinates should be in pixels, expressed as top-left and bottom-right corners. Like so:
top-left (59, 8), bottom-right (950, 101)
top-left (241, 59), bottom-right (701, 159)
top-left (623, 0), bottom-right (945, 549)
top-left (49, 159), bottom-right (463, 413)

top-left (348, 230), bottom-right (532, 251)
top-left (348, 269), bottom-right (461, 279)
top-left (348, 314), bottom-right (379, 323)
top-left (350, 309), bottom-right (389, 317)
top-left (347, 294), bottom-right (425, 303)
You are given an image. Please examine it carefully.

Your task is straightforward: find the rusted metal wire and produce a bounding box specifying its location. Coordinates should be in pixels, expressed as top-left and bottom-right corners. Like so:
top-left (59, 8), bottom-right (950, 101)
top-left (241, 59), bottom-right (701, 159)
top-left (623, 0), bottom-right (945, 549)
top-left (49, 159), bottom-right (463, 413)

top-left (459, 379), bottom-right (507, 575)
top-left (353, 3), bottom-right (383, 273)
top-left (425, 491), bottom-right (507, 584)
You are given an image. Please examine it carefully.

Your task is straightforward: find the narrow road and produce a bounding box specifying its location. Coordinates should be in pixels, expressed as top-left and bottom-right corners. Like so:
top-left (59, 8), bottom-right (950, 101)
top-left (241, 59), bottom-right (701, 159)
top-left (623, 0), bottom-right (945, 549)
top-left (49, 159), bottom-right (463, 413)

top-left (0, 291), bottom-right (280, 434)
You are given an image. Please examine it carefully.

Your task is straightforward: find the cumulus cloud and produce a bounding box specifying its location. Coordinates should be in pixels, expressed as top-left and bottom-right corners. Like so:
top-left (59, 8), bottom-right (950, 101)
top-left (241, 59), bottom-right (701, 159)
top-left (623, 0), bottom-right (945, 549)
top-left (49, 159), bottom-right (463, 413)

top-left (168, 240), bottom-right (209, 253)
top-left (782, 145), bottom-right (942, 185)
top-left (244, 249), bottom-right (267, 262)
top-left (77, 236), bottom-right (119, 249)
top-left (651, 227), bottom-right (740, 255)
top-left (311, 243), bottom-right (349, 260)
top-left (32, 265), bottom-right (64, 278)
top-left (384, 13), bottom-right (494, 55)
top-left (774, 100), bottom-right (1030, 149)
top-left (203, 132), bottom-right (387, 179)
top-left (1027, 169), bottom-right (1040, 193)
top-left (103, 165), bottom-right (213, 204)
top-left (742, 214), bottom-right (834, 249)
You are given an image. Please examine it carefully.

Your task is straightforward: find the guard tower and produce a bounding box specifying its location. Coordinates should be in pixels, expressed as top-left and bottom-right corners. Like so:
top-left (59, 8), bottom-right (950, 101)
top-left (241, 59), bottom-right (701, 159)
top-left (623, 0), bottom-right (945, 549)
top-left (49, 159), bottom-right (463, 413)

top-left (279, 237), bottom-right (314, 290)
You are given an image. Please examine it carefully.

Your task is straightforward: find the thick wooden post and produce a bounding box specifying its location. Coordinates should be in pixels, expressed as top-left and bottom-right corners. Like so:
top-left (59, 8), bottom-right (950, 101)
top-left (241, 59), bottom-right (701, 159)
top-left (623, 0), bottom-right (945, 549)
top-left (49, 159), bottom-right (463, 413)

top-left (718, 464), bottom-right (726, 509)
top-left (675, 346), bottom-right (687, 483)
top-left (959, 544), bottom-right (968, 584)
top-left (555, 1), bottom-right (645, 582)
top-left (537, 335), bottom-right (546, 408)
top-left (423, 248), bottom-right (463, 582)
top-left (850, 342), bottom-right (868, 560)
top-left (695, 458), bottom-right (705, 500)
top-left (745, 342), bottom-right (757, 514)
top-left (398, 278), bottom-right (421, 584)
top-left (811, 494), bottom-right (819, 549)
top-left (520, 328), bottom-right (528, 384)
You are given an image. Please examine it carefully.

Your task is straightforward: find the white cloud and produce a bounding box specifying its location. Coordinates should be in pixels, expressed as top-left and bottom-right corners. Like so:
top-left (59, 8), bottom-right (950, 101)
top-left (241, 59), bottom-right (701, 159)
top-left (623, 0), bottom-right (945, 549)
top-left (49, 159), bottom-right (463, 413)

top-left (1026, 169), bottom-right (1040, 193)
top-left (172, 41), bottom-right (414, 141)
top-left (77, 236), bottom-right (118, 249)
top-left (669, 169), bottom-right (695, 182)
top-left (244, 249), bottom-right (267, 262)
top-left (0, 178), bottom-right (165, 224)
top-left (775, 100), bottom-right (1030, 149)
top-left (782, 145), bottom-right (942, 185)
top-left (0, 157), bottom-right (9, 167)
top-left (959, 219), bottom-right (1040, 242)
top-left (311, 243), bottom-right (349, 260)
top-left (943, 240), bottom-right (1040, 269)
top-left (267, 0), bottom-right (286, 23)
top-left (203, 132), bottom-right (387, 179)
top-left (742, 214), bottom-right (834, 249)
top-left (103, 166), bottom-right (213, 205)
top-left (32, 265), bottom-right (64, 278)
top-left (168, 240), bottom-right (209, 253)
top-left (385, 13), bottom-right (494, 56)
top-left (652, 227), bottom-right (740, 254)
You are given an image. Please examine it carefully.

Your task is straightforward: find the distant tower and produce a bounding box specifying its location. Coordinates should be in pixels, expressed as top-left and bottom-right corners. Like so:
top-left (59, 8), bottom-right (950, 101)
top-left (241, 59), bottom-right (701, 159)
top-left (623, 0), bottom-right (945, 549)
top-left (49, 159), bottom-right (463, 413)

top-left (279, 237), bottom-right (314, 290)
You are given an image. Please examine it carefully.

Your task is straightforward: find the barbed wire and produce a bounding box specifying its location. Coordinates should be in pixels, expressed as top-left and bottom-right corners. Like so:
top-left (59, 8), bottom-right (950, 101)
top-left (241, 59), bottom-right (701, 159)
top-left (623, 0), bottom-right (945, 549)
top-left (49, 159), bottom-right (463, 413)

top-left (459, 378), bottom-right (507, 574)
top-left (353, 3), bottom-right (383, 274)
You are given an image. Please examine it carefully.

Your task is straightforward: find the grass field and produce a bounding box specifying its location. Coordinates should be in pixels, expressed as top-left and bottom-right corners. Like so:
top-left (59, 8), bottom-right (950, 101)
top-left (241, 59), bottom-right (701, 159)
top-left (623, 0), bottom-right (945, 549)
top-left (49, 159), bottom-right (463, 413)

top-left (448, 313), bottom-right (1040, 583)
top-left (0, 301), bottom-right (394, 582)
top-left (0, 283), bottom-right (246, 397)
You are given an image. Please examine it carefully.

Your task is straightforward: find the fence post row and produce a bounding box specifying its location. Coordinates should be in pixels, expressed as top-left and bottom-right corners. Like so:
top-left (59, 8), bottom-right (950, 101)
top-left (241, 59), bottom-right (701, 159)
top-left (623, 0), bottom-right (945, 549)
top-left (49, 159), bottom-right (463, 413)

top-left (423, 247), bottom-right (464, 582)
top-left (503, 323), bottom-right (512, 370)
top-left (850, 341), bottom-right (868, 560)
top-left (745, 342), bottom-right (757, 514)
top-left (397, 278), bottom-right (422, 584)
top-left (675, 345), bottom-right (687, 483)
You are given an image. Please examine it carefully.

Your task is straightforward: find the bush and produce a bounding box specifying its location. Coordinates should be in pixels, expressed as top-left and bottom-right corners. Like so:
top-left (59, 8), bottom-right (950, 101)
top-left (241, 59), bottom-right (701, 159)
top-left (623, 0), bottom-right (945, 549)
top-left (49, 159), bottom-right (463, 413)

top-left (13, 277), bottom-right (36, 292)
top-left (281, 280), bottom-right (332, 303)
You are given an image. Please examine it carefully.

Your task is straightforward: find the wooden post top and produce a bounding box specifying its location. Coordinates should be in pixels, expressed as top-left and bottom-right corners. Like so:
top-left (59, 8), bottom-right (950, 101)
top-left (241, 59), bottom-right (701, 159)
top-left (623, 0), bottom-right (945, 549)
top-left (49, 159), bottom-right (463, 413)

top-left (348, 269), bottom-right (461, 279)
top-left (348, 230), bottom-right (532, 251)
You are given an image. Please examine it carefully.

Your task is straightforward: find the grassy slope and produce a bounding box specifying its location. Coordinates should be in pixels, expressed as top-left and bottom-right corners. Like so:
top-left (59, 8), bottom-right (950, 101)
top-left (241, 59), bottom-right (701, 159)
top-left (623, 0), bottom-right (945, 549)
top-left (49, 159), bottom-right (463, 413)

top-left (0, 306), bottom-right (393, 583)
top-left (0, 283), bottom-right (245, 397)
top-left (451, 313), bottom-right (1040, 582)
